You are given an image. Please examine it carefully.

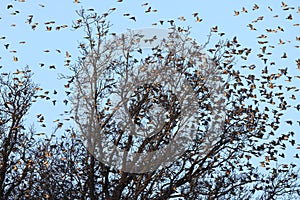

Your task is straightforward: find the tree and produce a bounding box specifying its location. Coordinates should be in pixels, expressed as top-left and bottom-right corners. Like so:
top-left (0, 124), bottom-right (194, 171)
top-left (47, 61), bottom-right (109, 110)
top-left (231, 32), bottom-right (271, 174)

top-left (0, 69), bottom-right (38, 199)
top-left (53, 9), bottom-right (300, 199)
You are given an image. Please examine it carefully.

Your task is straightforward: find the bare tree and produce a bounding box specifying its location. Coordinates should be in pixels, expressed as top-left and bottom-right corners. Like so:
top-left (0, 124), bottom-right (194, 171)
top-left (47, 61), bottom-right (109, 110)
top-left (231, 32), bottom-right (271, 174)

top-left (0, 69), bottom-right (38, 199)
top-left (58, 9), bottom-right (300, 199)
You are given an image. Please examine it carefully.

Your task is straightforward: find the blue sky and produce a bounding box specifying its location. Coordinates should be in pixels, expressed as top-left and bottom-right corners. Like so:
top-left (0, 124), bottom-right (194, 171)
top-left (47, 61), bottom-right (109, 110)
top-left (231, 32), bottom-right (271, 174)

top-left (0, 0), bottom-right (299, 168)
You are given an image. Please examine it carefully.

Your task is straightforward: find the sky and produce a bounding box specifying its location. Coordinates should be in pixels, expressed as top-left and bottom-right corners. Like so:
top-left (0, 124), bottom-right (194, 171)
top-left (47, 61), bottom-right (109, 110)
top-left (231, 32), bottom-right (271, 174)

top-left (0, 0), bottom-right (299, 170)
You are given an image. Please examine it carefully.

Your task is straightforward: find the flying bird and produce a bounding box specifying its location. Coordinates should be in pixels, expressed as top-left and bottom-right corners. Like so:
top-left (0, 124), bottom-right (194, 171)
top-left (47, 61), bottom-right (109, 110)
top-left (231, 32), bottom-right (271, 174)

top-left (129, 16), bottom-right (136, 22)
top-left (252, 4), bottom-right (259, 10)
top-left (26, 15), bottom-right (33, 24)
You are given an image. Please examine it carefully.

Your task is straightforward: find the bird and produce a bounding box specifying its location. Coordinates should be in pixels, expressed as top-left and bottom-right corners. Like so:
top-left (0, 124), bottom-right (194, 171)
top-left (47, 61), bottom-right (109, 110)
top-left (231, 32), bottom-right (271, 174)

top-left (247, 24), bottom-right (256, 31)
top-left (286, 14), bottom-right (293, 20)
top-left (281, 1), bottom-right (288, 8)
top-left (196, 17), bottom-right (203, 23)
top-left (212, 26), bottom-right (218, 32)
top-left (281, 52), bottom-right (287, 58)
top-left (31, 23), bottom-right (38, 30)
top-left (129, 16), bottom-right (136, 22)
top-left (26, 15), bottom-right (33, 24)
top-left (277, 26), bottom-right (284, 32)
top-left (66, 51), bottom-right (71, 58)
top-left (252, 4), bottom-right (259, 10)
top-left (241, 7), bottom-right (248, 13)
top-left (268, 6), bottom-right (273, 11)
top-left (178, 16), bottom-right (186, 21)
top-left (167, 19), bottom-right (174, 26)
top-left (296, 59), bottom-right (300, 69)
top-left (145, 7), bottom-right (151, 13)
top-left (278, 39), bottom-right (285, 45)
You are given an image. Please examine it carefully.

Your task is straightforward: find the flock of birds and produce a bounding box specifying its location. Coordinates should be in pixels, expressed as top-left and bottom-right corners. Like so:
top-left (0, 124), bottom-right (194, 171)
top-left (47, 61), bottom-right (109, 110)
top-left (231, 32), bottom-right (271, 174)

top-left (2, 1), bottom-right (298, 64)
top-left (1, 1), bottom-right (300, 158)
